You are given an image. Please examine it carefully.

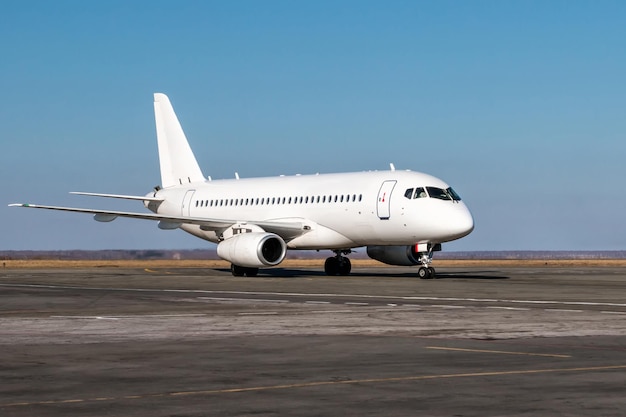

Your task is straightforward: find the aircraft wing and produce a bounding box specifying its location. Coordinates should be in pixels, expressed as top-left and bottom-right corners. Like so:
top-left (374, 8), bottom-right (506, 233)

top-left (8, 203), bottom-right (307, 241)
top-left (69, 192), bottom-right (164, 202)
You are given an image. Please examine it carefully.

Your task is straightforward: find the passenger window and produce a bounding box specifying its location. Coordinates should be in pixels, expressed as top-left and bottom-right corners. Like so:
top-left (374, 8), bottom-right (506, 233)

top-left (414, 187), bottom-right (427, 199)
top-left (404, 188), bottom-right (414, 199)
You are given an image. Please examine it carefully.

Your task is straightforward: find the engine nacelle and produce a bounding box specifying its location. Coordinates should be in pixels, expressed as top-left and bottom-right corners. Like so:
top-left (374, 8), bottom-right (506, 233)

top-left (217, 232), bottom-right (287, 268)
top-left (366, 244), bottom-right (441, 266)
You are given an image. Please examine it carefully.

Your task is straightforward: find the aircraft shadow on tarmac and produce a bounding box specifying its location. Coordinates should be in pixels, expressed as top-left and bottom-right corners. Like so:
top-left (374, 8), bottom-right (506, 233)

top-left (215, 268), bottom-right (510, 280)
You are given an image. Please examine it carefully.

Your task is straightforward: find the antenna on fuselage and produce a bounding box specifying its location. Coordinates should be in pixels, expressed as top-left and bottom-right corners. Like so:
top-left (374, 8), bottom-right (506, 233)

top-left (389, 163), bottom-right (396, 171)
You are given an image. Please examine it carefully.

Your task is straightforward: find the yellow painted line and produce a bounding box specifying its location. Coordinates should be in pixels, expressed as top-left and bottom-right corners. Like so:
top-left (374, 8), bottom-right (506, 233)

top-left (144, 268), bottom-right (157, 273)
top-left (426, 346), bottom-right (572, 358)
top-left (3, 364), bottom-right (625, 407)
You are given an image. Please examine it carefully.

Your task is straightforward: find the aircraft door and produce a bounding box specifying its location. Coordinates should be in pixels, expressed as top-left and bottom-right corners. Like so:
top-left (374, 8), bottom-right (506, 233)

top-left (181, 190), bottom-right (196, 216)
top-left (376, 180), bottom-right (396, 220)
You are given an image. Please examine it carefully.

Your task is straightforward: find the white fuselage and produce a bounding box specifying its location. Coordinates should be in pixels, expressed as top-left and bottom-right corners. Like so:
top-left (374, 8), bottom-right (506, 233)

top-left (149, 169), bottom-right (474, 250)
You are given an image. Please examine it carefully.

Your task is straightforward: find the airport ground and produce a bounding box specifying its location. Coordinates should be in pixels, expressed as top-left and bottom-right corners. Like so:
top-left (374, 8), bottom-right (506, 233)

top-left (1, 260), bottom-right (625, 416)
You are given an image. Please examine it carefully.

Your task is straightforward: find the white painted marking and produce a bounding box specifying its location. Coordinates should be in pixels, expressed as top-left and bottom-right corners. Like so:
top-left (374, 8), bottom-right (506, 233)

top-left (5, 284), bottom-right (626, 312)
top-left (429, 305), bottom-right (466, 309)
top-left (198, 297), bottom-right (289, 303)
top-left (345, 302), bottom-right (369, 306)
top-left (238, 312), bottom-right (279, 316)
top-left (308, 310), bottom-right (354, 314)
top-left (544, 309), bottom-right (583, 313)
top-left (305, 301), bottom-right (331, 304)
top-left (486, 307), bottom-right (530, 311)
top-left (601, 311), bottom-right (626, 315)
top-left (50, 314), bottom-right (206, 319)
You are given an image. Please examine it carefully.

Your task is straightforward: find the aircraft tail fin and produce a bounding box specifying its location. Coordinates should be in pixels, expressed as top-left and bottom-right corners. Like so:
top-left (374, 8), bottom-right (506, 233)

top-left (153, 93), bottom-right (205, 188)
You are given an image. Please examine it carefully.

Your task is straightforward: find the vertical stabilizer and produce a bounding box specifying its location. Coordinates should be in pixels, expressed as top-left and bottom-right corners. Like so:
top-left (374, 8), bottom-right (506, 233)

top-left (154, 93), bottom-right (205, 188)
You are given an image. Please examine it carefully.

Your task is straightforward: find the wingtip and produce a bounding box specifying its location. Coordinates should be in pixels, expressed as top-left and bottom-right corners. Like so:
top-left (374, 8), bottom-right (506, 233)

top-left (8, 203), bottom-right (28, 207)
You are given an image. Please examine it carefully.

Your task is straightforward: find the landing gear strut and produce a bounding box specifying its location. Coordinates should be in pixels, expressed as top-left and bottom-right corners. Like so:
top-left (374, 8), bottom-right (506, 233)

top-left (324, 250), bottom-right (352, 276)
top-left (417, 249), bottom-right (436, 279)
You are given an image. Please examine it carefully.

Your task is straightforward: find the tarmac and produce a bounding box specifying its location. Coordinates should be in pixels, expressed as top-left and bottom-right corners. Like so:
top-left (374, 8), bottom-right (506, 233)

top-left (1, 264), bottom-right (625, 416)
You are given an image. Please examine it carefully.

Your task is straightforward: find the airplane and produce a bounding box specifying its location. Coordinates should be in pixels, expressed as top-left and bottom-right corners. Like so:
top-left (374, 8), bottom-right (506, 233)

top-left (10, 93), bottom-right (474, 279)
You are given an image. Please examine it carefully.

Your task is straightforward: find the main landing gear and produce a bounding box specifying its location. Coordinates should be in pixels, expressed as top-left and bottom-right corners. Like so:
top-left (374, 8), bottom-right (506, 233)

top-left (231, 264), bottom-right (259, 277)
top-left (417, 250), bottom-right (436, 279)
top-left (324, 250), bottom-right (352, 276)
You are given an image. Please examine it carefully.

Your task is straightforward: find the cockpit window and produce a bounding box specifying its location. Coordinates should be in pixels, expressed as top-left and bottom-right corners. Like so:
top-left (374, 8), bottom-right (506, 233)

top-left (406, 186), bottom-right (462, 201)
top-left (414, 187), bottom-right (427, 199)
top-left (426, 187), bottom-right (451, 200)
top-left (447, 187), bottom-right (462, 201)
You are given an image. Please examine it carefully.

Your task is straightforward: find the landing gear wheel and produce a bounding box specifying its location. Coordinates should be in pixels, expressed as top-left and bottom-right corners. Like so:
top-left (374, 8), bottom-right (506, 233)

top-left (231, 264), bottom-right (259, 277)
top-left (428, 267), bottom-right (436, 279)
top-left (325, 250), bottom-right (353, 276)
top-left (324, 257), bottom-right (340, 276)
top-left (231, 264), bottom-right (245, 277)
top-left (418, 266), bottom-right (432, 279)
top-left (338, 258), bottom-right (351, 276)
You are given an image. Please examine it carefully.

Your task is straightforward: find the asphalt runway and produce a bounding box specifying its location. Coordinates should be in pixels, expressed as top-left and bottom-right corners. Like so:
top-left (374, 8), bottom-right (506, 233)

top-left (1, 265), bottom-right (625, 416)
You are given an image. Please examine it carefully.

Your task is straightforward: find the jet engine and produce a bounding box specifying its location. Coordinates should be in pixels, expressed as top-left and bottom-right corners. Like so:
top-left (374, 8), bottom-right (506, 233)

top-left (217, 232), bottom-right (287, 268)
top-left (366, 244), bottom-right (441, 266)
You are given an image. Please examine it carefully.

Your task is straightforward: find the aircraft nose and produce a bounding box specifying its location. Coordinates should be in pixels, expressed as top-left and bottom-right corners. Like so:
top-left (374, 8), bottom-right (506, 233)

top-left (449, 203), bottom-right (474, 240)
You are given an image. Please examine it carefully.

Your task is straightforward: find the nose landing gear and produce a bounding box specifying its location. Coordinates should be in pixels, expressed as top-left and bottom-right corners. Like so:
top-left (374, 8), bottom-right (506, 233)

top-left (324, 250), bottom-right (352, 276)
top-left (417, 266), bottom-right (436, 279)
top-left (417, 250), bottom-right (436, 279)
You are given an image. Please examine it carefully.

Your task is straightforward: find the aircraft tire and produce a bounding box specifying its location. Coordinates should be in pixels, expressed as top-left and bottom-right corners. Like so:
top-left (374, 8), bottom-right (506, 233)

top-left (428, 267), bottom-right (436, 279)
top-left (418, 266), bottom-right (432, 279)
top-left (338, 258), bottom-right (352, 276)
top-left (231, 264), bottom-right (245, 277)
top-left (231, 264), bottom-right (259, 277)
top-left (324, 257), bottom-right (339, 276)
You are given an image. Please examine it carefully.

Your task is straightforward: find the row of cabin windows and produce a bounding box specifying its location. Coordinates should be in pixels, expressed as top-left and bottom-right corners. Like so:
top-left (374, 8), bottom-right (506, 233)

top-left (195, 194), bottom-right (364, 208)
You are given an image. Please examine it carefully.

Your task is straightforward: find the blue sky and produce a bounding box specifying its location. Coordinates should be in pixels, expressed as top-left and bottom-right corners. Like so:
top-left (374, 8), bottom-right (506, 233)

top-left (2, 1), bottom-right (625, 252)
